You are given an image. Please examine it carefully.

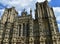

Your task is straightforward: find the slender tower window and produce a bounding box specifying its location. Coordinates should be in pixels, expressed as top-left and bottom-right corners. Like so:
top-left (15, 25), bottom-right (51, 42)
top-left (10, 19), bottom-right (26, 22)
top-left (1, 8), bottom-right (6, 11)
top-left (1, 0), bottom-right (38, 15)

top-left (23, 23), bottom-right (25, 36)
top-left (19, 25), bottom-right (21, 36)
top-left (26, 23), bottom-right (29, 37)
top-left (5, 21), bottom-right (7, 27)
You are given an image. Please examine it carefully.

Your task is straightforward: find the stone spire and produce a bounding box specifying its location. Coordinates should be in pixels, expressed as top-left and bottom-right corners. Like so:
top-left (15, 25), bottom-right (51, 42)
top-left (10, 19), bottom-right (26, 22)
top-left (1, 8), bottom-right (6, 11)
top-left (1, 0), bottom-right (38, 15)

top-left (30, 8), bottom-right (32, 15)
top-left (30, 8), bottom-right (32, 18)
top-left (45, 0), bottom-right (48, 1)
top-left (44, 0), bottom-right (48, 6)
top-left (21, 9), bottom-right (27, 16)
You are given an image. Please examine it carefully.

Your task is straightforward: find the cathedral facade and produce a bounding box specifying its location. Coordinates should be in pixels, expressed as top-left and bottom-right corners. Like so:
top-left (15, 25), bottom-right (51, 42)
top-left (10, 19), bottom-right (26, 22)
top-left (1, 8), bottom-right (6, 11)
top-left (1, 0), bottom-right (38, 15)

top-left (0, 1), bottom-right (60, 44)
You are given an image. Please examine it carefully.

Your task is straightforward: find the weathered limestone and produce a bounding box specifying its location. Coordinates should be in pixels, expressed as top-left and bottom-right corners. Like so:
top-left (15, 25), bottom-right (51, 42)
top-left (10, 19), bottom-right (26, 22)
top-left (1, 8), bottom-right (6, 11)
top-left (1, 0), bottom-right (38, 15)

top-left (0, 1), bottom-right (60, 44)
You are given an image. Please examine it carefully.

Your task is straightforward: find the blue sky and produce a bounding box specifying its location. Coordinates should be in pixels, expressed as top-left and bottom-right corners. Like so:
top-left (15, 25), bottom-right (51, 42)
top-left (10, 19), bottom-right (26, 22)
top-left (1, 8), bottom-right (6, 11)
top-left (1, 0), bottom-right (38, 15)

top-left (0, 0), bottom-right (60, 31)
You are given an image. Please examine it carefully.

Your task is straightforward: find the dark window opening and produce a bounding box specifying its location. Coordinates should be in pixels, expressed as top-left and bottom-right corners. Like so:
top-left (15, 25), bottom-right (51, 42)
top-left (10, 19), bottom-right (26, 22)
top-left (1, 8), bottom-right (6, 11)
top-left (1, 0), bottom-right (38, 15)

top-left (19, 25), bottom-right (21, 36)
top-left (26, 23), bottom-right (29, 37)
top-left (23, 23), bottom-right (25, 36)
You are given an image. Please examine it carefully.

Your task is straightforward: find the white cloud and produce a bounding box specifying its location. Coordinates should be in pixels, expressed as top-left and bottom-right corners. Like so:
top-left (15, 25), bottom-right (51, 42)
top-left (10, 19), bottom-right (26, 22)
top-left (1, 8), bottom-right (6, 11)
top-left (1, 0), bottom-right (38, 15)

top-left (0, 9), bottom-right (4, 19)
top-left (53, 7), bottom-right (60, 31)
top-left (18, 11), bottom-right (21, 16)
top-left (0, 0), bottom-right (51, 9)
top-left (36, 0), bottom-right (51, 2)
top-left (26, 8), bottom-right (30, 14)
top-left (53, 7), bottom-right (60, 21)
top-left (53, 7), bottom-right (60, 13)
top-left (48, 0), bottom-right (51, 2)
top-left (0, 0), bottom-right (33, 7)
top-left (58, 24), bottom-right (60, 31)
top-left (0, 0), bottom-right (34, 17)
top-left (32, 10), bottom-right (35, 19)
top-left (37, 0), bottom-right (45, 2)
top-left (0, 0), bottom-right (51, 16)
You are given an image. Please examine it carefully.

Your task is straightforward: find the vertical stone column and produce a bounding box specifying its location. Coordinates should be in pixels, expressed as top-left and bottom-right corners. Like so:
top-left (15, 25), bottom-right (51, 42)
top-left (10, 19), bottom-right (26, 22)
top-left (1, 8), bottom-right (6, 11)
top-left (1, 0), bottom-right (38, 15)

top-left (0, 22), bottom-right (5, 44)
top-left (36, 3), bottom-right (43, 18)
top-left (40, 34), bottom-right (46, 44)
top-left (29, 19), bottom-right (34, 44)
top-left (52, 35), bottom-right (59, 44)
top-left (53, 40), bottom-right (57, 44)
top-left (25, 23), bottom-right (29, 44)
top-left (3, 22), bottom-right (12, 44)
top-left (12, 21), bottom-right (18, 44)
top-left (39, 18), bottom-right (44, 32)
top-left (56, 39), bottom-right (59, 44)
top-left (25, 23), bottom-right (27, 36)
top-left (21, 24), bottom-right (23, 37)
top-left (40, 41), bottom-right (45, 44)
top-left (46, 5), bottom-right (58, 34)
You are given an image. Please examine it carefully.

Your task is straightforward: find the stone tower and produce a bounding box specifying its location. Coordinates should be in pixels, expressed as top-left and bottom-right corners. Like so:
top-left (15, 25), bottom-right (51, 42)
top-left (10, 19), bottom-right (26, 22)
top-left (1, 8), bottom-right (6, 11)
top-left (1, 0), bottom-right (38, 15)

top-left (35, 1), bottom-right (60, 44)
top-left (0, 7), bottom-right (18, 44)
top-left (0, 1), bottom-right (60, 44)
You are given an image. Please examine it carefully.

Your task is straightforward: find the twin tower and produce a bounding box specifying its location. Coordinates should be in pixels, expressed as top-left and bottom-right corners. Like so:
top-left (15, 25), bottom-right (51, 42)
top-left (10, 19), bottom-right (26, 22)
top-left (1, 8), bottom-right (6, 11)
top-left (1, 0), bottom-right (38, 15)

top-left (0, 0), bottom-right (60, 44)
